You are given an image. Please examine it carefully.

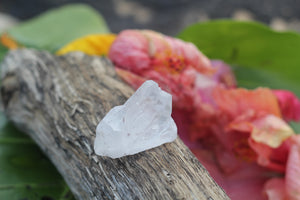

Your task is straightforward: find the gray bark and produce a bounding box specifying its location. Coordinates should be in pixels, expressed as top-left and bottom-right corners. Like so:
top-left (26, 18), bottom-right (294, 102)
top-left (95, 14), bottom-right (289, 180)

top-left (0, 49), bottom-right (229, 200)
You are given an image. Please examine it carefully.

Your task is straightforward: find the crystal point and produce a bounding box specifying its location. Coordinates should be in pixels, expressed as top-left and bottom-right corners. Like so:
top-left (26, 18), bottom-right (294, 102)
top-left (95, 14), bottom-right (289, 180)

top-left (94, 80), bottom-right (177, 158)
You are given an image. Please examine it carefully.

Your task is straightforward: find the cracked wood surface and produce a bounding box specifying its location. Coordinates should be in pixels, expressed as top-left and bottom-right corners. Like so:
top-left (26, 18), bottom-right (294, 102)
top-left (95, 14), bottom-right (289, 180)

top-left (0, 49), bottom-right (229, 200)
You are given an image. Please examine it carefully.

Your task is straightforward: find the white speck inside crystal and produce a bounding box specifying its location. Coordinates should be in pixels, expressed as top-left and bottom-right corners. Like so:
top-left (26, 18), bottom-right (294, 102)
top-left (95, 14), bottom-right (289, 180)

top-left (94, 80), bottom-right (177, 158)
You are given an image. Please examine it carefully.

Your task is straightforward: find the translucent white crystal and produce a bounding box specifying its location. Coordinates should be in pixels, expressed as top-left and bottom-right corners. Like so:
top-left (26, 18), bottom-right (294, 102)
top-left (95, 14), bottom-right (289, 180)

top-left (94, 80), bottom-right (177, 158)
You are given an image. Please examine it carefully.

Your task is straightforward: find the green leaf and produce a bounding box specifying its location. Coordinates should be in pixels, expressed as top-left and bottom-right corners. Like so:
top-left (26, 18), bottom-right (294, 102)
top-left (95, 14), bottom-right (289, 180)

top-left (178, 20), bottom-right (300, 132)
top-left (0, 43), bottom-right (8, 64)
top-left (178, 20), bottom-right (300, 96)
top-left (7, 4), bottom-right (110, 52)
top-left (0, 113), bottom-right (75, 200)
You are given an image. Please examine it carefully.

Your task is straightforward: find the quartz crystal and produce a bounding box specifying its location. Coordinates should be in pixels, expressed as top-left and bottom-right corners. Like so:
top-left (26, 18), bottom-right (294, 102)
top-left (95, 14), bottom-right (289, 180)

top-left (94, 80), bottom-right (177, 158)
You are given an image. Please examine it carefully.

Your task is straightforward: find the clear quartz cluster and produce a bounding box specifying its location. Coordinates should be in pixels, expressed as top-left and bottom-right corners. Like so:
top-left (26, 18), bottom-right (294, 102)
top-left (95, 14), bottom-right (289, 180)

top-left (94, 80), bottom-right (177, 158)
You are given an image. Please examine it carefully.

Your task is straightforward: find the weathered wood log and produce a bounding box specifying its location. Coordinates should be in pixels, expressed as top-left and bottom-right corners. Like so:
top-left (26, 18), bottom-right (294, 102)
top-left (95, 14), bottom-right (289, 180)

top-left (0, 49), bottom-right (229, 200)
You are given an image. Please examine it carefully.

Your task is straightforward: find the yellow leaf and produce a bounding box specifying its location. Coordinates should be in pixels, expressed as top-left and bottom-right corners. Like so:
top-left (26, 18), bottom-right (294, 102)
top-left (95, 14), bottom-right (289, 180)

top-left (1, 33), bottom-right (20, 49)
top-left (56, 34), bottom-right (116, 56)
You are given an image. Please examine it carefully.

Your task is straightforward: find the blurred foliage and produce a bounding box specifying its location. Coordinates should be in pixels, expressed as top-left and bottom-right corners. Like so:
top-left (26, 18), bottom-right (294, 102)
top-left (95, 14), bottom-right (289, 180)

top-left (7, 4), bottom-right (110, 52)
top-left (0, 114), bottom-right (75, 200)
top-left (178, 20), bottom-right (300, 132)
top-left (0, 43), bottom-right (8, 62)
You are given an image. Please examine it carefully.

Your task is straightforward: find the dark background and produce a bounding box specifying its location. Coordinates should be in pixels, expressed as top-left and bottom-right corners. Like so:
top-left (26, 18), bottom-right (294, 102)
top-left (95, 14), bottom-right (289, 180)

top-left (1, 0), bottom-right (300, 35)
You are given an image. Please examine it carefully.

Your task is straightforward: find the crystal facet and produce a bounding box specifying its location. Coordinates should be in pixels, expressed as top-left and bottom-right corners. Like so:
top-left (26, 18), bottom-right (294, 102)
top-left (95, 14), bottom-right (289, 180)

top-left (94, 80), bottom-right (177, 158)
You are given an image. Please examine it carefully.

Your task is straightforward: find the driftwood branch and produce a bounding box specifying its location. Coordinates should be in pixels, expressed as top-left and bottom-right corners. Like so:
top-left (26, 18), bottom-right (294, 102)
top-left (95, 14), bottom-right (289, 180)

top-left (0, 49), bottom-right (229, 200)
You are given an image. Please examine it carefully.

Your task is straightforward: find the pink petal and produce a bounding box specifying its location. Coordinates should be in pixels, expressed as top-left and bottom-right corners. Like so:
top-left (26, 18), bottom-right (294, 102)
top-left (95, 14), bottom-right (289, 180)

top-left (213, 87), bottom-right (282, 120)
top-left (286, 136), bottom-right (300, 200)
top-left (273, 90), bottom-right (300, 122)
top-left (115, 68), bottom-right (147, 90)
top-left (109, 30), bottom-right (214, 75)
top-left (251, 115), bottom-right (294, 148)
top-left (249, 139), bottom-right (288, 172)
top-left (211, 60), bottom-right (237, 88)
top-left (264, 178), bottom-right (286, 200)
top-left (193, 148), bottom-right (268, 200)
top-left (109, 30), bottom-right (151, 72)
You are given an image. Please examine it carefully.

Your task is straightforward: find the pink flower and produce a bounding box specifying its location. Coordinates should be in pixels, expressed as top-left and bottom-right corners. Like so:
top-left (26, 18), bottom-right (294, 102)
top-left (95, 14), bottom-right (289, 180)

top-left (109, 29), bottom-right (300, 200)
top-left (195, 87), bottom-right (299, 199)
top-left (110, 30), bottom-right (235, 113)
top-left (109, 30), bottom-right (213, 75)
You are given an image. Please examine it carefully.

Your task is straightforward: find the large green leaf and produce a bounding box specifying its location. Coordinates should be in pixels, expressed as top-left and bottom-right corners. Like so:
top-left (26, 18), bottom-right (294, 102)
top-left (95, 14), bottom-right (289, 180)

top-left (178, 20), bottom-right (300, 132)
top-left (7, 4), bottom-right (110, 52)
top-left (0, 113), bottom-right (74, 200)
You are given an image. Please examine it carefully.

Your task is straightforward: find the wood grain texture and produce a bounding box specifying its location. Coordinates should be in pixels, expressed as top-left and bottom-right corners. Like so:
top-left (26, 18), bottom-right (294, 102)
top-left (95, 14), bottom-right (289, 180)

top-left (0, 49), bottom-right (229, 200)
